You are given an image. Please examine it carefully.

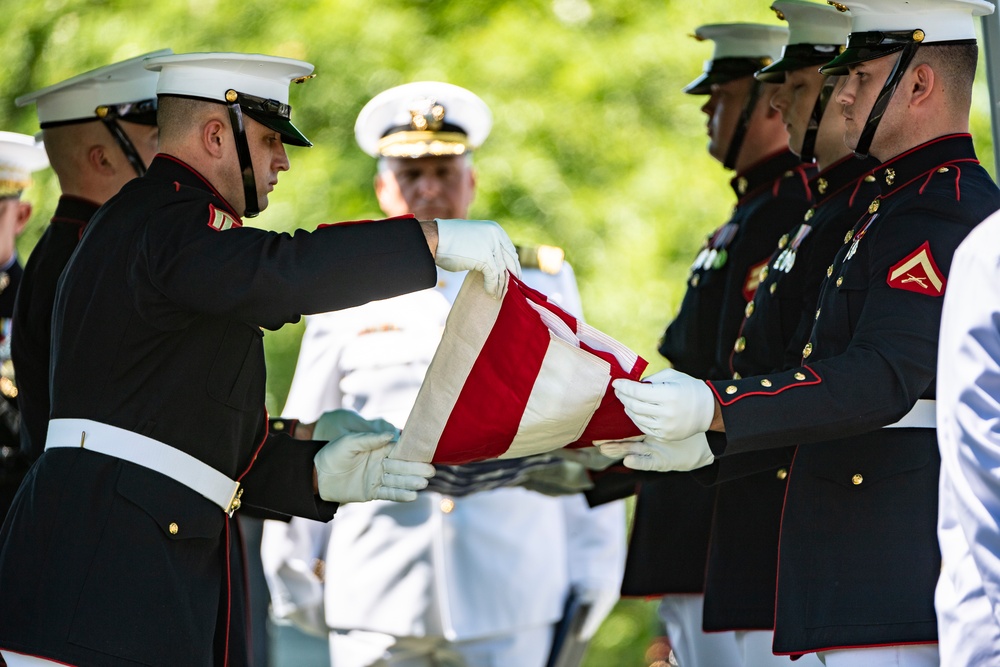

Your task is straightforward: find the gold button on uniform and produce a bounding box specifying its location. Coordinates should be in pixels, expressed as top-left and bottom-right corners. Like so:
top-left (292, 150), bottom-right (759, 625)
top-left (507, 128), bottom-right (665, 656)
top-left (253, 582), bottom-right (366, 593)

top-left (836, 276), bottom-right (844, 287)
top-left (759, 266), bottom-right (769, 282)
top-left (732, 372), bottom-right (741, 380)
top-left (760, 379), bottom-right (772, 387)
top-left (864, 174), bottom-right (876, 183)
top-left (770, 283), bottom-right (777, 295)
top-left (691, 274), bottom-right (700, 287)
top-left (778, 234), bottom-right (789, 249)
top-left (776, 468), bottom-right (788, 481)
top-left (815, 309), bottom-right (821, 321)
top-left (726, 385), bottom-right (738, 395)
top-left (440, 498), bottom-right (455, 513)
top-left (169, 522), bottom-right (179, 535)
top-left (745, 301), bottom-right (755, 318)
top-left (803, 343), bottom-right (813, 358)
top-left (794, 372), bottom-right (806, 381)
top-left (827, 265), bottom-right (833, 277)
top-left (273, 421), bottom-right (285, 431)
top-left (852, 474), bottom-right (864, 486)
top-left (734, 337), bottom-right (746, 353)
top-left (844, 230), bottom-right (854, 244)
top-left (804, 209), bottom-right (815, 221)
top-left (938, 167), bottom-right (950, 174)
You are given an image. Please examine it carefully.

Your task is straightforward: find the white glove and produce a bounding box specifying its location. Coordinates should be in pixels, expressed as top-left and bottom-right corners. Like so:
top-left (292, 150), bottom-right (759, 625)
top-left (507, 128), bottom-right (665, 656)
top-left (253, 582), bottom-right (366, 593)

top-left (612, 368), bottom-right (715, 442)
top-left (313, 409), bottom-right (399, 442)
top-left (576, 587), bottom-right (620, 641)
top-left (434, 218), bottom-right (521, 298)
top-left (314, 431), bottom-right (435, 503)
top-left (598, 433), bottom-right (715, 472)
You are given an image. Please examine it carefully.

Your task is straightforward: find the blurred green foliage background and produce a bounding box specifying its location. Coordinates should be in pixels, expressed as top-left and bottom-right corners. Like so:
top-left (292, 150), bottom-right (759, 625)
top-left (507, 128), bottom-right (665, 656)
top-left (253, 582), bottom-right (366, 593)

top-left (1, 1), bottom-right (997, 664)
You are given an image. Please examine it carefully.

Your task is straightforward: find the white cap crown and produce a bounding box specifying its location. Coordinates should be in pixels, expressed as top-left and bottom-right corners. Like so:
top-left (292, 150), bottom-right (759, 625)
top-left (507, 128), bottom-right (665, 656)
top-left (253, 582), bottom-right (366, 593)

top-left (840, 0), bottom-right (993, 43)
top-left (355, 81), bottom-right (492, 158)
top-left (0, 131), bottom-right (49, 197)
top-left (16, 49), bottom-right (171, 126)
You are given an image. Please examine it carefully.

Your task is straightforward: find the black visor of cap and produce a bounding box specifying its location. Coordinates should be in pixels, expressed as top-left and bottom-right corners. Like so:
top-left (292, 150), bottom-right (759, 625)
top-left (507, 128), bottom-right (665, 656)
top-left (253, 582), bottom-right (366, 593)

top-left (755, 43), bottom-right (844, 82)
top-left (820, 30), bottom-right (933, 75)
top-left (234, 90), bottom-right (311, 147)
top-left (684, 57), bottom-right (774, 94)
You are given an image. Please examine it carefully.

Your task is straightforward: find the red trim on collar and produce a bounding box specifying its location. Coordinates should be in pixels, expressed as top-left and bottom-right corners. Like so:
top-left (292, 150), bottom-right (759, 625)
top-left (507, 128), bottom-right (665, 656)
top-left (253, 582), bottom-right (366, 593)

top-left (155, 153), bottom-right (242, 219)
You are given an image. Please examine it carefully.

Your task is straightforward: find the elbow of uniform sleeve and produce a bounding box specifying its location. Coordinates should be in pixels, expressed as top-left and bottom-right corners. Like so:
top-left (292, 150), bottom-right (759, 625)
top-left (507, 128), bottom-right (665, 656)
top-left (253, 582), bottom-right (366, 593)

top-left (707, 430), bottom-right (728, 457)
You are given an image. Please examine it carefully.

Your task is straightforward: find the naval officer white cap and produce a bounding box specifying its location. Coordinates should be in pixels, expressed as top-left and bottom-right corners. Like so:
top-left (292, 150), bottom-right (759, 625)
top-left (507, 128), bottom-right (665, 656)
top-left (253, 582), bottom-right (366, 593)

top-left (355, 81), bottom-right (492, 159)
top-left (0, 132), bottom-right (48, 199)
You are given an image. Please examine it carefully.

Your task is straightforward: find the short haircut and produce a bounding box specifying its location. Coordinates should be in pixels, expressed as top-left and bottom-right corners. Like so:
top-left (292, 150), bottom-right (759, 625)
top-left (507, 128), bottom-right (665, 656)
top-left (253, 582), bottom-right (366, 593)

top-left (156, 95), bottom-right (223, 143)
top-left (915, 42), bottom-right (978, 110)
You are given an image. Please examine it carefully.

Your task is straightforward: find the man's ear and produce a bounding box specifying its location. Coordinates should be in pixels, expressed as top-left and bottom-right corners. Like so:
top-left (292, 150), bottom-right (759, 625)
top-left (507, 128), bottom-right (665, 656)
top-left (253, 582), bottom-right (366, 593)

top-left (13, 201), bottom-right (31, 235)
top-left (87, 144), bottom-right (115, 176)
top-left (203, 118), bottom-right (229, 158)
top-left (908, 62), bottom-right (936, 108)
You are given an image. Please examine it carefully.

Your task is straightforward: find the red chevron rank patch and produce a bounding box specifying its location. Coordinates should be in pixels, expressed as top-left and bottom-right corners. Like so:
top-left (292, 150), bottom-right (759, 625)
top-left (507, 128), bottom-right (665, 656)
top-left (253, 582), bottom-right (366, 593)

top-left (886, 241), bottom-right (945, 296)
top-left (207, 203), bottom-right (241, 232)
top-left (742, 259), bottom-right (770, 302)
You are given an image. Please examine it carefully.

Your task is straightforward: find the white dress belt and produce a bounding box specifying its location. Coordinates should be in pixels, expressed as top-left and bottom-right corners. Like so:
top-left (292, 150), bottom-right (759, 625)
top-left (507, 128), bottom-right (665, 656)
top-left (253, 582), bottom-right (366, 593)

top-left (45, 418), bottom-right (242, 515)
top-left (884, 399), bottom-right (936, 429)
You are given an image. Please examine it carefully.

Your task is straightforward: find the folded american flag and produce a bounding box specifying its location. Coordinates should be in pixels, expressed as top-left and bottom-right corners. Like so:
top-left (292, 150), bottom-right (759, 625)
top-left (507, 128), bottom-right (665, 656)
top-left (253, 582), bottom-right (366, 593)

top-left (394, 272), bottom-right (646, 464)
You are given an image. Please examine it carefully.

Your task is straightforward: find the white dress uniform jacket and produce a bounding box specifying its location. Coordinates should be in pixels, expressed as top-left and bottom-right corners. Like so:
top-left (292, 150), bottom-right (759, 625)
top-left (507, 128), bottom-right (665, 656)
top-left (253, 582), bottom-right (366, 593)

top-left (936, 210), bottom-right (1000, 666)
top-left (270, 264), bottom-right (625, 641)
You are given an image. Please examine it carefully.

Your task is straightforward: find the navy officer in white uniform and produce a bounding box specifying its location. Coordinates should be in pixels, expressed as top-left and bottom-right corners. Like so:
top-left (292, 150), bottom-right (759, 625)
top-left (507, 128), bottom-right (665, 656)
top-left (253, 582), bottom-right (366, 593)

top-left (263, 81), bottom-right (626, 667)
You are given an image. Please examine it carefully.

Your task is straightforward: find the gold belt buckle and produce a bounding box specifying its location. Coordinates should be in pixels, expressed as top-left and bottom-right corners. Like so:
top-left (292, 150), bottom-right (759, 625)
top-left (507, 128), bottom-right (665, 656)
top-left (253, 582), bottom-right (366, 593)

top-left (227, 486), bottom-right (243, 517)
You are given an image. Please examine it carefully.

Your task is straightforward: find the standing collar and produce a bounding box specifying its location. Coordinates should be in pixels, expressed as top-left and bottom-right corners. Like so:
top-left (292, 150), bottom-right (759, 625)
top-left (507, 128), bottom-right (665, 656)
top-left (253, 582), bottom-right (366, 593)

top-left (730, 149), bottom-right (803, 200)
top-left (869, 134), bottom-right (979, 198)
top-left (51, 195), bottom-right (101, 228)
top-left (145, 154), bottom-right (242, 219)
top-left (810, 154), bottom-right (881, 207)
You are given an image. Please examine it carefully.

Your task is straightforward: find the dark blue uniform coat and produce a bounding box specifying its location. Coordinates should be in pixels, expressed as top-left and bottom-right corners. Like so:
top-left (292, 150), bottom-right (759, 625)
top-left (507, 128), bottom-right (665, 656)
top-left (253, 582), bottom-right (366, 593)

top-left (701, 154), bottom-right (880, 632)
top-left (599, 151), bottom-right (814, 597)
top-left (0, 155), bottom-right (437, 667)
top-left (704, 135), bottom-right (1000, 655)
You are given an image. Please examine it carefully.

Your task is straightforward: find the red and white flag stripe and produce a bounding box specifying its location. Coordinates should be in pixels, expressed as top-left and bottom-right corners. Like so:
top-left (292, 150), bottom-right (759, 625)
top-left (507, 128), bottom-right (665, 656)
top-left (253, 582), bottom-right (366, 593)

top-left (395, 272), bottom-right (646, 464)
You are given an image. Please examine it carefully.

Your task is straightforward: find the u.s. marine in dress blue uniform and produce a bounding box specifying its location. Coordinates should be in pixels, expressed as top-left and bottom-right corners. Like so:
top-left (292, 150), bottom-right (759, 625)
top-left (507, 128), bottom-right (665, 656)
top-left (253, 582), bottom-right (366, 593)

top-left (0, 49), bottom-right (493, 666)
top-left (702, 152), bottom-right (880, 635)
top-left (589, 27), bottom-right (807, 665)
top-left (0, 151), bottom-right (438, 667)
top-left (11, 51), bottom-right (168, 467)
top-left (704, 134), bottom-right (1000, 656)
top-left (14, 197), bottom-right (98, 463)
top-left (696, 2), bottom-right (878, 643)
top-left (622, 148), bottom-right (814, 599)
